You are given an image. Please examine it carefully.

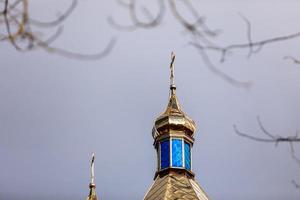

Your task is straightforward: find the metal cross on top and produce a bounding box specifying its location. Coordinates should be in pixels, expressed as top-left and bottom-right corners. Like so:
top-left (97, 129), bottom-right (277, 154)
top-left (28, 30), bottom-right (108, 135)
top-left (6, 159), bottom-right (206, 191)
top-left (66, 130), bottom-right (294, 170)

top-left (170, 52), bottom-right (176, 86)
top-left (91, 153), bottom-right (95, 184)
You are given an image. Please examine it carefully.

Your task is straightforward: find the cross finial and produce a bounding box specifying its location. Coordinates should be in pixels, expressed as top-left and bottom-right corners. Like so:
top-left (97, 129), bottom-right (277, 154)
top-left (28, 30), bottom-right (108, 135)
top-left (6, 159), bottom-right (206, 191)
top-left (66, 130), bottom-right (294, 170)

top-left (170, 52), bottom-right (176, 88)
top-left (91, 153), bottom-right (95, 184)
top-left (87, 153), bottom-right (98, 200)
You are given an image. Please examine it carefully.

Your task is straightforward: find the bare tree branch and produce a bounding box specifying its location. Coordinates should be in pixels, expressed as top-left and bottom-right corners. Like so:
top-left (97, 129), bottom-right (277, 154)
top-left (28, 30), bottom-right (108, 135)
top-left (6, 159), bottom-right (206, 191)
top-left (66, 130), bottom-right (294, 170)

top-left (191, 23), bottom-right (300, 63)
top-left (289, 141), bottom-right (300, 166)
top-left (27, 0), bottom-right (77, 28)
top-left (234, 116), bottom-right (300, 166)
top-left (0, 0), bottom-right (116, 60)
top-left (193, 43), bottom-right (252, 89)
top-left (234, 116), bottom-right (300, 189)
top-left (107, 0), bottom-right (165, 31)
top-left (168, 0), bottom-right (218, 46)
top-left (292, 180), bottom-right (300, 189)
top-left (110, 0), bottom-right (300, 89)
top-left (284, 56), bottom-right (300, 65)
top-left (234, 116), bottom-right (300, 144)
top-left (110, 0), bottom-right (252, 88)
top-left (34, 38), bottom-right (116, 60)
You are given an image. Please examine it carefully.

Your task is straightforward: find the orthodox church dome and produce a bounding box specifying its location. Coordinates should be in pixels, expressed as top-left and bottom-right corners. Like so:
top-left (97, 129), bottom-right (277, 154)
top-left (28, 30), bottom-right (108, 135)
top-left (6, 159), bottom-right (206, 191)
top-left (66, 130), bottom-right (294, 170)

top-left (144, 53), bottom-right (211, 200)
top-left (152, 84), bottom-right (196, 140)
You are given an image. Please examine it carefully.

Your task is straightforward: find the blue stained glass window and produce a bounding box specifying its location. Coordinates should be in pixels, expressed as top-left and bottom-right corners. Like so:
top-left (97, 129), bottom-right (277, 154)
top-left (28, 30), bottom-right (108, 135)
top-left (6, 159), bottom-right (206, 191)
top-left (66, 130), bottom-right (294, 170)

top-left (172, 139), bottom-right (183, 167)
top-left (184, 142), bottom-right (191, 170)
top-left (160, 140), bottom-right (170, 169)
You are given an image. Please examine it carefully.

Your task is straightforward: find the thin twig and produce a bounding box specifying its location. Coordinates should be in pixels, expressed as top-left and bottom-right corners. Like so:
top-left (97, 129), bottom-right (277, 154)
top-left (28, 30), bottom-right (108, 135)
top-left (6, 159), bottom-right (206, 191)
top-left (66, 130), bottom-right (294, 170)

top-left (108, 0), bottom-right (165, 31)
top-left (0, 0), bottom-right (115, 60)
top-left (193, 21), bottom-right (300, 63)
top-left (292, 180), bottom-right (300, 189)
top-left (284, 56), bottom-right (300, 65)
top-left (234, 116), bottom-right (300, 143)
top-left (194, 43), bottom-right (252, 89)
top-left (234, 116), bottom-right (300, 167)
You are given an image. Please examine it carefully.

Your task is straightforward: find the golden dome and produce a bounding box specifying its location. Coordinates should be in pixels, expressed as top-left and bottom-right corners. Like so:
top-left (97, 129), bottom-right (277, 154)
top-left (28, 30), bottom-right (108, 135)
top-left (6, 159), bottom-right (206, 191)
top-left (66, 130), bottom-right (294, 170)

top-left (144, 53), bottom-right (211, 200)
top-left (152, 53), bottom-right (196, 141)
top-left (152, 86), bottom-right (196, 140)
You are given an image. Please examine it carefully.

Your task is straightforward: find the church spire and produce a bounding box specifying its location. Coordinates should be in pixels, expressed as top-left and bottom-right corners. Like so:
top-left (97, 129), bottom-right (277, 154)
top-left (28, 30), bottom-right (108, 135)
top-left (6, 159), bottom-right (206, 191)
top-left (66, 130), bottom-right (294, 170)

top-left (161, 52), bottom-right (185, 118)
top-left (87, 153), bottom-right (98, 200)
top-left (144, 53), bottom-right (210, 200)
top-left (152, 52), bottom-right (196, 178)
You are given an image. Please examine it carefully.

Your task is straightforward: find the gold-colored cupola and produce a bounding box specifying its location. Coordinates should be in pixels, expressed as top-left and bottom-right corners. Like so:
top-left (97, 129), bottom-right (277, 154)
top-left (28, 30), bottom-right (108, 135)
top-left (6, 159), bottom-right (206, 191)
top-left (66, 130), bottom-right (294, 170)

top-left (144, 53), bottom-right (211, 200)
top-left (152, 53), bottom-right (196, 144)
top-left (150, 53), bottom-right (197, 180)
top-left (152, 87), bottom-right (196, 142)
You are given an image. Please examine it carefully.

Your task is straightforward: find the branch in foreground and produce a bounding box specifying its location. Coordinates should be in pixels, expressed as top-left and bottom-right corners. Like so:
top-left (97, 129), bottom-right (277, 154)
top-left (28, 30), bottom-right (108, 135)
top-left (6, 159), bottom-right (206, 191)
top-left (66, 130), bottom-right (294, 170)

top-left (36, 38), bottom-right (116, 60)
top-left (0, 0), bottom-right (115, 60)
top-left (284, 56), bottom-right (300, 65)
top-left (110, 1), bottom-right (300, 88)
top-left (110, 0), bottom-right (250, 88)
top-left (234, 116), bottom-right (300, 189)
top-left (234, 116), bottom-right (300, 166)
top-left (292, 180), bottom-right (300, 189)
top-left (193, 43), bottom-right (252, 89)
top-left (234, 116), bottom-right (300, 143)
top-left (191, 15), bottom-right (300, 63)
top-left (168, 0), bottom-right (219, 46)
top-left (108, 0), bottom-right (165, 31)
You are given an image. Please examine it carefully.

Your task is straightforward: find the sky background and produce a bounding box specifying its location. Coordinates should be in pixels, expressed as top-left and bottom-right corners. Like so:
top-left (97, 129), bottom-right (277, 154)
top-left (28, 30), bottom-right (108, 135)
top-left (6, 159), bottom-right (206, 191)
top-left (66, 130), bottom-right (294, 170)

top-left (1, 0), bottom-right (300, 199)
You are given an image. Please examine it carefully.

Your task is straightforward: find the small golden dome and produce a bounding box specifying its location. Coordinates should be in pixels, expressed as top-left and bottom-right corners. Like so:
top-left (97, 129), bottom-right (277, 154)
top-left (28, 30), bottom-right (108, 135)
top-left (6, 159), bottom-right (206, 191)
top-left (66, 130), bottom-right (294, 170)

top-left (152, 86), bottom-right (196, 140)
top-left (152, 53), bottom-right (196, 141)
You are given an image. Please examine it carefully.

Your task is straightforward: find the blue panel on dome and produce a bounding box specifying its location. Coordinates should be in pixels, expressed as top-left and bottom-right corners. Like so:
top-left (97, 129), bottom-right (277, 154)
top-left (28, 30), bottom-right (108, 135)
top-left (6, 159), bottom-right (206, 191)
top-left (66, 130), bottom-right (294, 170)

top-left (184, 141), bottom-right (191, 170)
top-left (160, 140), bottom-right (170, 169)
top-left (172, 139), bottom-right (183, 167)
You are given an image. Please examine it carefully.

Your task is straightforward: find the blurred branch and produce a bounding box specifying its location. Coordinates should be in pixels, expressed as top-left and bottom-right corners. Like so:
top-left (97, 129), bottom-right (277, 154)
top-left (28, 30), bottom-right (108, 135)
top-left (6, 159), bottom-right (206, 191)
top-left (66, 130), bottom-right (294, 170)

top-left (110, 1), bottom-right (300, 88)
top-left (292, 180), bottom-right (300, 189)
top-left (284, 56), bottom-right (300, 65)
top-left (170, 1), bottom-right (253, 89)
top-left (27, 0), bottom-right (77, 28)
top-left (190, 15), bottom-right (300, 88)
top-left (191, 16), bottom-right (300, 63)
top-left (107, 0), bottom-right (165, 31)
top-left (234, 116), bottom-right (300, 166)
top-left (109, 0), bottom-right (217, 43)
top-left (35, 38), bottom-right (116, 60)
top-left (169, 1), bottom-right (251, 89)
top-left (168, 0), bottom-right (219, 46)
top-left (193, 43), bottom-right (252, 89)
top-left (110, 0), bottom-right (251, 88)
top-left (234, 116), bottom-right (300, 189)
top-left (290, 141), bottom-right (300, 166)
top-left (234, 116), bottom-right (300, 143)
top-left (0, 0), bottom-right (116, 60)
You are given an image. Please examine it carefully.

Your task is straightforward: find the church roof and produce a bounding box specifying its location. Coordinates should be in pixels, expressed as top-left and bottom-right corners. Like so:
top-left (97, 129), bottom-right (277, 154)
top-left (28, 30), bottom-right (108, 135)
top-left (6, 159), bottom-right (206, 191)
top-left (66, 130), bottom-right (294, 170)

top-left (143, 172), bottom-right (210, 200)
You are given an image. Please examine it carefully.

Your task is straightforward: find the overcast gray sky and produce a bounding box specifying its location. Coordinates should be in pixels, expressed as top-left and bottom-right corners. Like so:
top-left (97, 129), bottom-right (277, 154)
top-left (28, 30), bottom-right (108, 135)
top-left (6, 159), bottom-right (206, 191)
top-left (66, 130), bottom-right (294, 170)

top-left (1, 0), bottom-right (300, 200)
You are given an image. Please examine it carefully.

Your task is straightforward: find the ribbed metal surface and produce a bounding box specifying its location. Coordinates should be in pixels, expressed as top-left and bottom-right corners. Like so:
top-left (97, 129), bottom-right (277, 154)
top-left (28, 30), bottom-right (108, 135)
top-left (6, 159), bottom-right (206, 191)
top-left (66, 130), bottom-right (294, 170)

top-left (152, 89), bottom-right (196, 140)
top-left (144, 173), bottom-right (210, 200)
